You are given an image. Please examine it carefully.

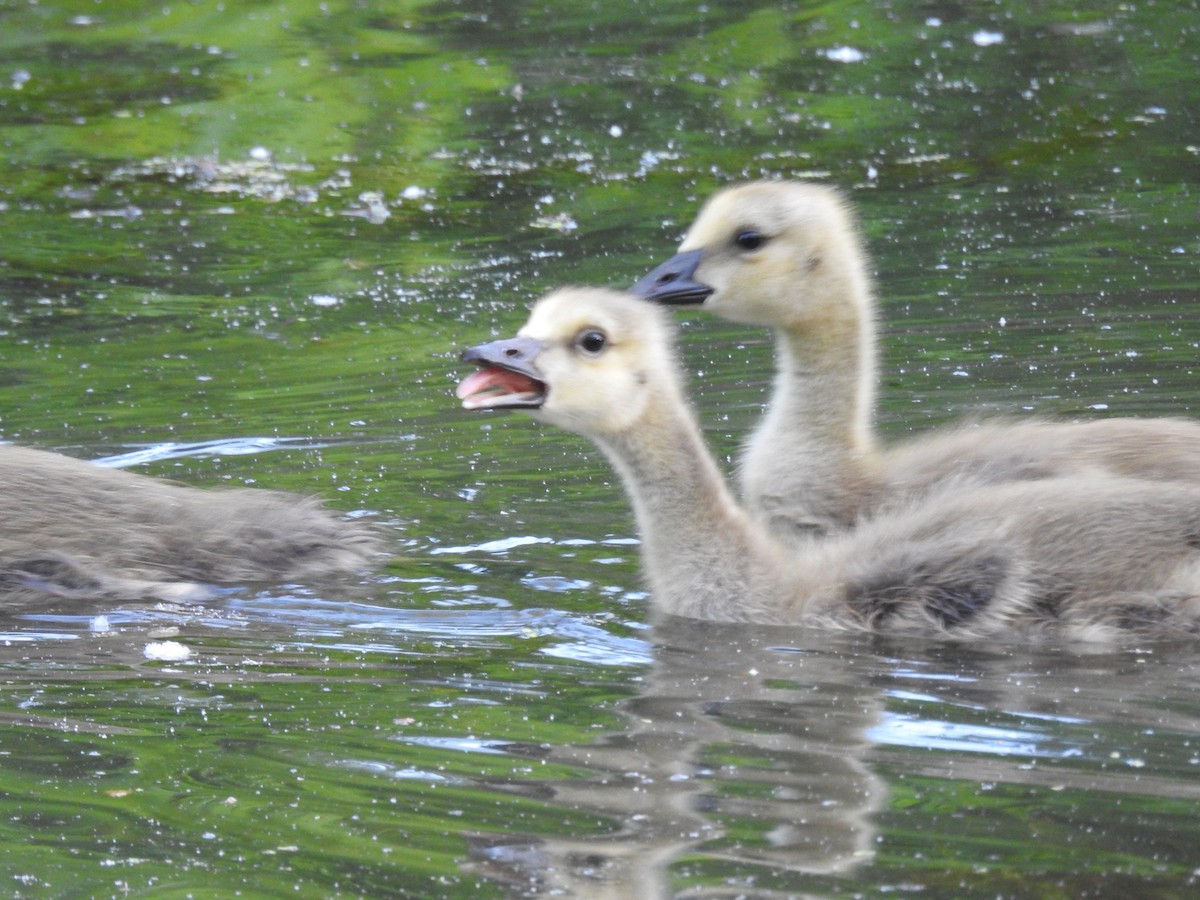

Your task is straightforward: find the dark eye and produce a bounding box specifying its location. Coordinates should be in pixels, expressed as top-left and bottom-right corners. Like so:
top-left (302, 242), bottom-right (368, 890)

top-left (734, 230), bottom-right (767, 251)
top-left (576, 330), bottom-right (607, 355)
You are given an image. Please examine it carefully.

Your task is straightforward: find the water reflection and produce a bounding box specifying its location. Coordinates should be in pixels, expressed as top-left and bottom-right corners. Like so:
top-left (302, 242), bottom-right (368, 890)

top-left (869, 641), bottom-right (1200, 804)
top-left (465, 619), bottom-right (886, 897)
top-left (459, 622), bottom-right (1200, 896)
top-left (6, 594), bottom-right (650, 672)
top-left (90, 436), bottom-right (332, 468)
top-left (2, 581), bottom-right (1200, 894)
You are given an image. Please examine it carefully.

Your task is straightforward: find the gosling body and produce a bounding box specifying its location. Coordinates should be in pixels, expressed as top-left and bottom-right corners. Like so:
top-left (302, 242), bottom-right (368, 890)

top-left (1, 443), bottom-right (380, 603)
top-left (634, 181), bottom-right (1200, 538)
top-left (459, 288), bottom-right (1200, 641)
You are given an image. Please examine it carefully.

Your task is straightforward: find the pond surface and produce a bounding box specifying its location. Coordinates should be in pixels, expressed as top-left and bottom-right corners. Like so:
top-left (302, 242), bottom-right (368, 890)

top-left (2, 0), bottom-right (1199, 896)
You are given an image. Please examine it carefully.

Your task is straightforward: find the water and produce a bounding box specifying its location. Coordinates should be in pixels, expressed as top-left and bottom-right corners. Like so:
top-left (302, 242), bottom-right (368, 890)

top-left (2, 0), bottom-right (1199, 895)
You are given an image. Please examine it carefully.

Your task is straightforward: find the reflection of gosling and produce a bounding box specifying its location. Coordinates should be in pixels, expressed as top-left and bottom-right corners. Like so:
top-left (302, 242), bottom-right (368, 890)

top-left (1, 444), bottom-right (380, 602)
top-left (460, 287), bottom-right (1200, 640)
top-left (635, 180), bottom-right (1200, 538)
top-left (463, 619), bottom-right (884, 896)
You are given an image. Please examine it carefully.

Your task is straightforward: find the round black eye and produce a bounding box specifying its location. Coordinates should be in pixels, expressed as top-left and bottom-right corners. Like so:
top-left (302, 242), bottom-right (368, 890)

top-left (735, 230), bottom-right (766, 251)
top-left (577, 330), bottom-right (607, 354)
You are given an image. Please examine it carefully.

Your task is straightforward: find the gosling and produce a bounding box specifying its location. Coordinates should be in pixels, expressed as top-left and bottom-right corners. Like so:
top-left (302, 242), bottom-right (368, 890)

top-left (459, 286), bottom-right (1200, 641)
top-left (1, 443), bottom-right (381, 603)
top-left (634, 180), bottom-right (1200, 539)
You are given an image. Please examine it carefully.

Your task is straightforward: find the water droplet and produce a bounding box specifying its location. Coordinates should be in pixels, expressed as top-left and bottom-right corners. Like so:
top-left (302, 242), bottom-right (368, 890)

top-left (822, 46), bottom-right (865, 63)
top-left (972, 30), bottom-right (1005, 47)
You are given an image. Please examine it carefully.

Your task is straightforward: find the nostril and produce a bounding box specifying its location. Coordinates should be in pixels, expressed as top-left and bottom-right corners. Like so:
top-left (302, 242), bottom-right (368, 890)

top-left (658, 272), bottom-right (678, 285)
top-left (503, 347), bottom-right (520, 358)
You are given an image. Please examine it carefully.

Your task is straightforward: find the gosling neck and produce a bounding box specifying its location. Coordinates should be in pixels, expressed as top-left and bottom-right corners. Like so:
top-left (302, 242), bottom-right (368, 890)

top-left (594, 390), bottom-right (792, 623)
top-left (736, 278), bottom-right (880, 534)
top-left (771, 306), bottom-right (877, 460)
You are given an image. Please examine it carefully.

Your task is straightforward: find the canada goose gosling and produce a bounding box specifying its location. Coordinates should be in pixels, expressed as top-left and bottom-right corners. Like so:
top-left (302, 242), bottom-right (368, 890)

top-left (458, 287), bottom-right (1200, 640)
top-left (458, 287), bottom-right (792, 621)
top-left (1, 443), bottom-right (382, 602)
top-left (634, 180), bottom-right (1200, 540)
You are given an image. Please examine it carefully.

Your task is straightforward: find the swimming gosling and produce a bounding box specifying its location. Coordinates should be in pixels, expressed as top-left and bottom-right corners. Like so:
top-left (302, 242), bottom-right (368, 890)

top-left (458, 287), bottom-right (1200, 641)
top-left (634, 180), bottom-right (1200, 538)
top-left (1, 443), bottom-right (381, 603)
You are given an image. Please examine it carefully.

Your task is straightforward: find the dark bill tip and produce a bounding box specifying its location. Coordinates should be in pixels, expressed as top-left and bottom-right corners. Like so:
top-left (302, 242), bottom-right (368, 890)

top-left (631, 249), bottom-right (714, 305)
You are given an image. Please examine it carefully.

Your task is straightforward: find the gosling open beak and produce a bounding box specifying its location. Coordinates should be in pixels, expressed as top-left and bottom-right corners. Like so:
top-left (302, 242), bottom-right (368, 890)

top-left (457, 336), bottom-right (548, 410)
top-left (631, 249), bottom-right (714, 305)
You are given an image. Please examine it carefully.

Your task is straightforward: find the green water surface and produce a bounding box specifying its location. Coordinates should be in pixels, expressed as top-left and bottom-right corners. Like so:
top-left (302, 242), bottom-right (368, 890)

top-left (2, 0), bottom-right (1199, 896)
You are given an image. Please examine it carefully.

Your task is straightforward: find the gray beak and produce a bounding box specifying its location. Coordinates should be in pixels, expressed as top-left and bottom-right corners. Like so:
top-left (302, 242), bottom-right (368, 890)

top-left (631, 249), bottom-right (714, 305)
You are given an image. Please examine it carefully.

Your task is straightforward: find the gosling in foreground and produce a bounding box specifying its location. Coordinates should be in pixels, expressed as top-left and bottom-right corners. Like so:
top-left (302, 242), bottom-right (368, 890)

top-left (459, 286), bottom-right (1200, 640)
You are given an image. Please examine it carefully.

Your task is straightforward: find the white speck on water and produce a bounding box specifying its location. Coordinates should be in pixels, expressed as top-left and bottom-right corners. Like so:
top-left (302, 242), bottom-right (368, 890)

top-left (972, 30), bottom-right (1005, 47)
top-left (822, 46), bottom-right (865, 63)
top-left (608, 124), bottom-right (623, 138)
top-left (310, 294), bottom-right (341, 307)
top-left (400, 185), bottom-right (427, 200)
top-left (348, 190), bottom-right (391, 224)
top-left (531, 212), bottom-right (578, 233)
top-left (248, 146), bottom-right (271, 161)
top-left (145, 641), bottom-right (191, 661)
top-left (1089, 403), bottom-right (1109, 411)
top-left (430, 535), bottom-right (554, 555)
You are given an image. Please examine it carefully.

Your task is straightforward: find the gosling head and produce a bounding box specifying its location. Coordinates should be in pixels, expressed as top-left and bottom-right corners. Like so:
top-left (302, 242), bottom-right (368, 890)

top-left (458, 287), bottom-right (679, 439)
top-left (632, 180), bottom-right (869, 332)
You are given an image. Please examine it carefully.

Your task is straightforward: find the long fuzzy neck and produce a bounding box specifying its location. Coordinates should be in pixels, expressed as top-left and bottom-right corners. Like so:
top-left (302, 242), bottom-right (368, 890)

top-left (593, 388), bottom-right (796, 622)
top-left (739, 259), bottom-right (880, 531)
top-left (772, 311), bottom-right (876, 459)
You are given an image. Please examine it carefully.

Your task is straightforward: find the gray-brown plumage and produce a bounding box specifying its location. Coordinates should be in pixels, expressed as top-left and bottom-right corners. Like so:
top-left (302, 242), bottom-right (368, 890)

top-left (1, 443), bottom-right (381, 603)
top-left (634, 180), bottom-right (1200, 538)
top-left (458, 287), bottom-right (1200, 641)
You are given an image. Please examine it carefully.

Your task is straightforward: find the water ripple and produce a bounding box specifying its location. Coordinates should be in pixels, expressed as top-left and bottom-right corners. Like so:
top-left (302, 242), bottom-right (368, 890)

top-left (869, 712), bottom-right (1087, 758)
top-left (92, 436), bottom-right (325, 468)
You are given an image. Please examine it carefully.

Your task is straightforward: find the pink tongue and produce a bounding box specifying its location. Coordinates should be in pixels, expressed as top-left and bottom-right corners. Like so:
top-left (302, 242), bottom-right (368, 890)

top-left (456, 366), bottom-right (540, 405)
